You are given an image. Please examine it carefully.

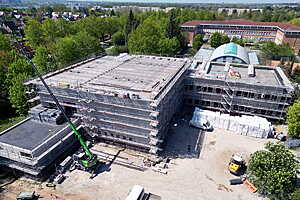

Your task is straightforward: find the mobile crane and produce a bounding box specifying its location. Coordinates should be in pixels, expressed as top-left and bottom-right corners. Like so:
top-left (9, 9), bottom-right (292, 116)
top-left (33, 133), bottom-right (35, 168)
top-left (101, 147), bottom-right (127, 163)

top-left (16, 39), bottom-right (98, 175)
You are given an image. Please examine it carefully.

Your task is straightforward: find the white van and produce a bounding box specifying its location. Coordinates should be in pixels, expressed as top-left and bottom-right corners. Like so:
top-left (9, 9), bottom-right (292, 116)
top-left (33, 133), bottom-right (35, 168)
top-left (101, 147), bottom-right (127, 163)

top-left (126, 185), bottom-right (145, 200)
top-left (189, 118), bottom-right (213, 131)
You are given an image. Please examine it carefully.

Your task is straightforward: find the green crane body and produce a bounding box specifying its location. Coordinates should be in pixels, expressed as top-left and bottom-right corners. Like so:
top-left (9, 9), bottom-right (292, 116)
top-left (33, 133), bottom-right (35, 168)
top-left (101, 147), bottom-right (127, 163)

top-left (68, 124), bottom-right (98, 168)
top-left (17, 39), bottom-right (97, 169)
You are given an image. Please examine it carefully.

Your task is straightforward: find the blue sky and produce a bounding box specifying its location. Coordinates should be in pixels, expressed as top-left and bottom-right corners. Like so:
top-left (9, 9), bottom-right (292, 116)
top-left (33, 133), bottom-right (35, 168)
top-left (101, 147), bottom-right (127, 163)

top-left (77, 0), bottom-right (299, 4)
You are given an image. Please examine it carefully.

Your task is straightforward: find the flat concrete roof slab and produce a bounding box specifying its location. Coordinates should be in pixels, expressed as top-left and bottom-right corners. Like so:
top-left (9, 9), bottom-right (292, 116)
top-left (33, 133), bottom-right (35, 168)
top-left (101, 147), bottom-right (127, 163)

top-left (0, 118), bottom-right (67, 151)
top-left (43, 55), bottom-right (187, 100)
top-left (208, 64), bottom-right (280, 86)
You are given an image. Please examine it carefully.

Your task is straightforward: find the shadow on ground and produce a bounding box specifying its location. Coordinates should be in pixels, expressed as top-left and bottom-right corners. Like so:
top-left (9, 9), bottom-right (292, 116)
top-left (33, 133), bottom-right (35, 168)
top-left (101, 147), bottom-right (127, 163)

top-left (161, 112), bottom-right (206, 159)
top-left (92, 148), bottom-right (126, 177)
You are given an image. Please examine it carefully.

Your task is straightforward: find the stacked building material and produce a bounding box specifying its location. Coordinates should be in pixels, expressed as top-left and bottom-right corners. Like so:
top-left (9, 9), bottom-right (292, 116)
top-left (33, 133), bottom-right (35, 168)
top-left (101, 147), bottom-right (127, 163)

top-left (191, 108), bottom-right (272, 138)
top-left (29, 105), bottom-right (64, 125)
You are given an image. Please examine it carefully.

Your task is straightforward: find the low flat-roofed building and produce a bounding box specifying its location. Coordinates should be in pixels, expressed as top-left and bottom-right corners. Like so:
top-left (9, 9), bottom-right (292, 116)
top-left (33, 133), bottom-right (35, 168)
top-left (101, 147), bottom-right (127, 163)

top-left (0, 118), bottom-right (80, 177)
top-left (181, 19), bottom-right (300, 52)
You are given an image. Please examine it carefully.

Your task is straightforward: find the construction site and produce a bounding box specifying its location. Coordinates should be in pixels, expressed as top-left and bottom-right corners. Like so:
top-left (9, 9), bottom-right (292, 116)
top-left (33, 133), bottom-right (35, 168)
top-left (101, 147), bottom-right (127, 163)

top-left (185, 43), bottom-right (294, 121)
top-left (0, 43), bottom-right (296, 199)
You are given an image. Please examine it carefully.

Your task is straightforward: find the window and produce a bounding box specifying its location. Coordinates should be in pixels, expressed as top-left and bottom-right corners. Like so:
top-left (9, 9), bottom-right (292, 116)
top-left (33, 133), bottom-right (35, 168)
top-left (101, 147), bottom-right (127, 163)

top-left (271, 95), bottom-right (277, 101)
top-left (195, 100), bottom-right (200, 105)
top-left (196, 86), bottom-right (202, 91)
top-left (189, 85), bottom-right (194, 91)
top-left (20, 152), bottom-right (32, 158)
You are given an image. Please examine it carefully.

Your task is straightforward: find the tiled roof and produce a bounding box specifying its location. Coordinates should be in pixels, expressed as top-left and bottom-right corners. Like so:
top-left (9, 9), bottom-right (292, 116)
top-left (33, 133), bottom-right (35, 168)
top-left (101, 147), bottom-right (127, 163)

top-left (181, 19), bottom-right (300, 31)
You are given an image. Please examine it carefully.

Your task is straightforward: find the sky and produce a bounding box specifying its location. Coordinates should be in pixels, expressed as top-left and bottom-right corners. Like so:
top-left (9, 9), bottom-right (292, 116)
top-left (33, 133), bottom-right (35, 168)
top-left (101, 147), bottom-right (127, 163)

top-left (74, 0), bottom-right (299, 4)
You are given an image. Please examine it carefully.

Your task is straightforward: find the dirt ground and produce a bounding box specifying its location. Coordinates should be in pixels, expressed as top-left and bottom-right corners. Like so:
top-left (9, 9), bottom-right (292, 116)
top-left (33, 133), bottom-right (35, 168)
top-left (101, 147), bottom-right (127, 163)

top-left (1, 122), bottom-right (275, 200)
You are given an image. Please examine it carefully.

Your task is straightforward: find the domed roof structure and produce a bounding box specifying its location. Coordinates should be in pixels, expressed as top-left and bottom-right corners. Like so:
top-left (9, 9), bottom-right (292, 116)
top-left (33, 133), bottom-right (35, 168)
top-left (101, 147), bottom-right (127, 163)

top-left (209, 43), bottom-right (250, 64)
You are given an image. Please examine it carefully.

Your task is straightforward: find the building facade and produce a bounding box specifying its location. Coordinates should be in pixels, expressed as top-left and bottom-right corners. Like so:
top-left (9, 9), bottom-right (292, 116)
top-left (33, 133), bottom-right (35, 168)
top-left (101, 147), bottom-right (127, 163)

top-left (181, 19), bottom-right (300, 52)
top-left (184, 43), bottom-right (293, 121)
top-left (25, 48), bottom-right (293, 154)
top-left (29, 55), bottom-right (189, 154)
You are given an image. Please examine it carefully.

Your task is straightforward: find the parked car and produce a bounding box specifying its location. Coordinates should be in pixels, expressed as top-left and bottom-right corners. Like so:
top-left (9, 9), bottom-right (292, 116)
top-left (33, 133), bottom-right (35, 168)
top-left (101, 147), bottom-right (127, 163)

top-left (16, 191), bottom-right (38, 200)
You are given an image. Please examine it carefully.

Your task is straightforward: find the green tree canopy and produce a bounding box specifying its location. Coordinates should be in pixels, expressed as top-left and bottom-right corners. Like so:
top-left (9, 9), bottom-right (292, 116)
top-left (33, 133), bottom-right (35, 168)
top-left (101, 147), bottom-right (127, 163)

top-left (124, 10), bottom-right (139, 45)
top-left (221, 34), bottom-right (230, 45)
top-left (53, 32), bottom-right (103, 66)
top-left (209, 32), bottom-right (223, 48)
top-left (287, 99), bottom-right (300, 138)
top-left (0, 34), bottom-right (11, 51)
top-left (54, 36), bottom-right (79, 66)
top-left (73, 31), bottom-right (104, 57)
top-left (231, 37), bottom-right (245, 47)
top-left (289, 18), bottom-right (300, 27)
top-left (8, 73), bottom-right (29, 115)
top-left (32, 46), bottom-right (56, 74)
top-left (248, 142), bottom-right (299, 200)
top-left (158, 37), bottom-right (181, 56)
top-left (260, 41), bottom-right (294, 60)
top-left (128, 17), bottom-right (181, 56)
top-left (112, 31), bottom-right (125, 46)
top-left (24, 19), bottom-right (44, 48)
top-left (192, 34), bottom-right (204, 51)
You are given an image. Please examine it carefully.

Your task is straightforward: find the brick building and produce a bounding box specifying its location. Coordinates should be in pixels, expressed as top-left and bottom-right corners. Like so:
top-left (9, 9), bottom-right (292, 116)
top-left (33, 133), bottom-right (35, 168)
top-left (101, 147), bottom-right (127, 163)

top-left (181, 19), bottom-right (300, 52)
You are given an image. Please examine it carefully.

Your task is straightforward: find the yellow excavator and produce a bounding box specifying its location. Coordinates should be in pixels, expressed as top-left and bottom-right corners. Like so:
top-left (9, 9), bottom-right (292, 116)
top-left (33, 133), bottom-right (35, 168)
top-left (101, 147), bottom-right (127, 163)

top-left (228, 154), bottom-right (245, 176)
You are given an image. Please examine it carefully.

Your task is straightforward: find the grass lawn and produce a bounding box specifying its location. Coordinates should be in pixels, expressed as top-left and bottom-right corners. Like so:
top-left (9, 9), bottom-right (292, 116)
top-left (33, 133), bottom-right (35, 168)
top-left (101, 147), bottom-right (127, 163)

top-left (0, 116), bottom-right (28, 133)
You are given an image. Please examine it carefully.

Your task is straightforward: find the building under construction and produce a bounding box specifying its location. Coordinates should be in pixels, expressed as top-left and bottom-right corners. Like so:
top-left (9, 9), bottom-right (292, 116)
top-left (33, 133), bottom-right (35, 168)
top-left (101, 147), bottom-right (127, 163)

top-left (0, 44), bottom-right (294, 176)
top-left (30, 55), bottom-right (189, 154)
top-left (184, 43), bottom-right (294, 121)
top-left (0, 117), bottom-right (80, 177)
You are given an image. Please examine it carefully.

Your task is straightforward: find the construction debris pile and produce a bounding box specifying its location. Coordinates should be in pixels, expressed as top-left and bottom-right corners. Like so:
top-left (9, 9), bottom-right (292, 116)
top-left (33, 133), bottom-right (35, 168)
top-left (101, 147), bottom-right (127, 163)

top-left (191, 107), bottom-right (273, 138)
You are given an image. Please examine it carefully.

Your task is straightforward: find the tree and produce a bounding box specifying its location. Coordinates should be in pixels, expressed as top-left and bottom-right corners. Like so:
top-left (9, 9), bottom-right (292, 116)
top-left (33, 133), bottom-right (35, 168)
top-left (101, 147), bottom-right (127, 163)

top-left (6, 58), bottom-right (32, 84)
top-left (192, 34), bottom-right (204, 51)
top-left (53, 32), bottom-right (103, 66)
top-left (110, 9), bottom-right (116, 16)
top-left (0, 34), bottom-right (11, 51)
top-left (287, 99), bottom-right (300, 138)
top-left (42, 19), bottom-right (60, 43)
top-left (210, 32), bottom-right (223, 48)
top-left (128, 19), bottom-right (160, 55)
top-left (260, 41), bottom-right (294, 60)
top-left (221, 34), bottom-right (230, 45)
top-left (73, 31), bottom-right (104, 57)
top-left (8, 73), bottom-right (28, 115)
top-left (53, 37), bottom-right (79, 66)
top-left (247, 142), bottom-right (298, 200)
top-left (128, 16), bottom-right (182, 56)
top-left (0, 34), bottom-right (12, 99)
top-left (124, 10), bottom-right (138, 46)
top-left (24, 19), bottom-right (44, 48)
top-left (32, 46), bottom-right (56, 74)
top-left (289, 18), bottom-right (300, 27)
top-left (291, 188), bottom-right (300, 200)
top-left (166, 10), bottom-right (177, 39)
top-left (231, 37), bottom-right (245, 47)
top-left (158, 37), bottom-right (181, 56)
top-left (112, 31), bottom-right (125, 46)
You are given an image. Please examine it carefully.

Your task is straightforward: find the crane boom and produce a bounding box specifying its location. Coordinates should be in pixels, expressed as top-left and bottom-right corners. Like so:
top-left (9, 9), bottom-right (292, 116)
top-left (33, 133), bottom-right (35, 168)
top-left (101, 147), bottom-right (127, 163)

top-left (16, 39), bottom-right (97, 168)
